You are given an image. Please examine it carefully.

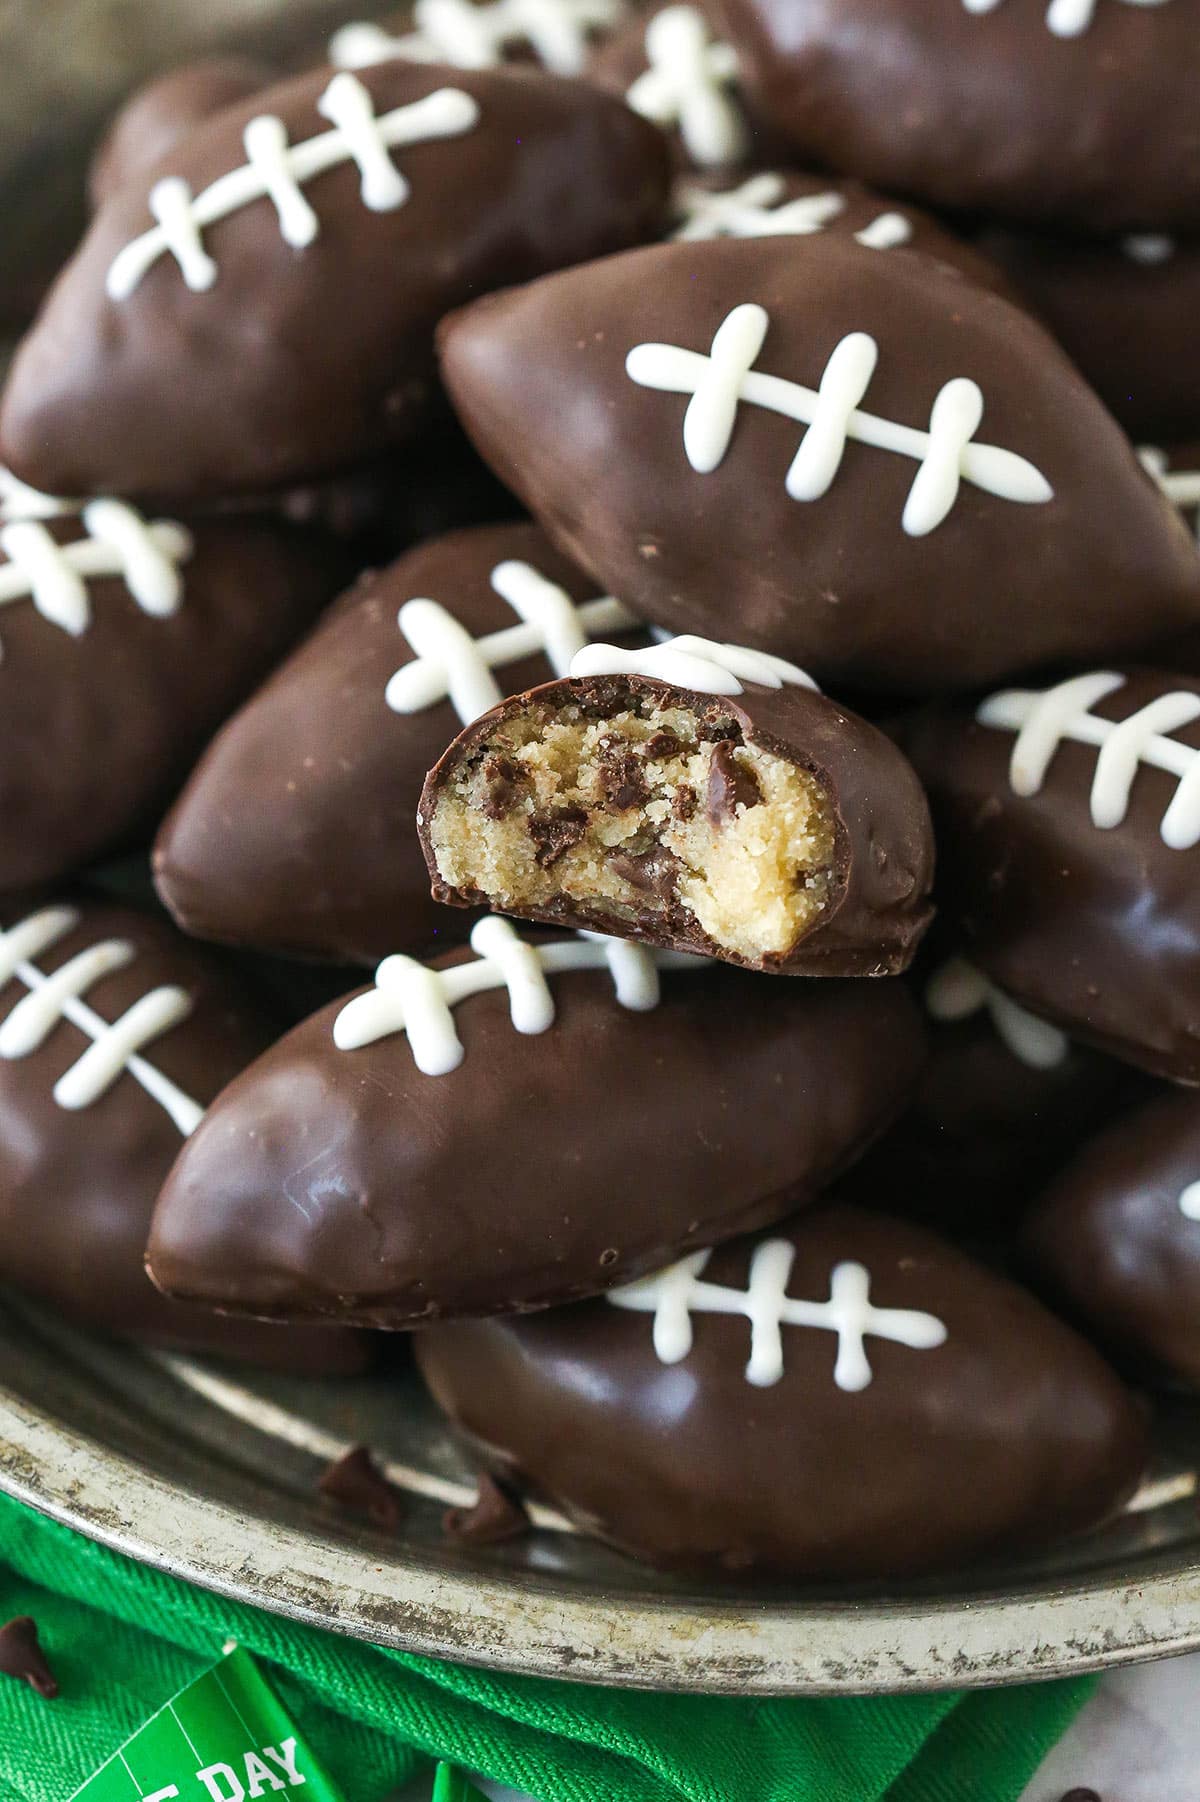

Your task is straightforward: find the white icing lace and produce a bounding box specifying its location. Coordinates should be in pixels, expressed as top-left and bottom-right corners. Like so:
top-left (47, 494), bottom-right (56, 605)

top-left (107, 73), bottom-right (479, 299)
top-left (608, 1241), bottom-right (948, 1389)
top-left (0, 907), bottom-right (202, 1133)
top-left (1140, 446), bottom-right (1200, 541)
top-left (385, 558), bottom-right (639, 725)
top-left (925, 956), bottom-right (1069, 1070)
top-left (625, 6), bottom-right (747, 169)
top-left (0, 500), bottom-right (192, 654)
top-left (330, 0), bottom-right (625, 76)
top-left (962, 0), bottom-right (1172, 40)
top-left (570, 633), bottom-right (816, 696)
top-left (978, 671), bottom-right (1200, 850)
top-left (627, 303), bottom-right (1054, 536)
top-left (672, 173), bottom-right (913, 249)
top-left (333, 917), bottom-right (702, 1075)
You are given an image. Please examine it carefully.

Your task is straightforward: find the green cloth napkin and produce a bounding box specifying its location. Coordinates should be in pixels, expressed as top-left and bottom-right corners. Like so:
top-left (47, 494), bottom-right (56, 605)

top-left (0, 1492), bottom-right (1091, 1802)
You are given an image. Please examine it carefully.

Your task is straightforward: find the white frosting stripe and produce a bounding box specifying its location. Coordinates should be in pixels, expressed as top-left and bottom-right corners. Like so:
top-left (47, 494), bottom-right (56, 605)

top-left (608, 1243), bottom-right (948, 1389)
top-left (0, 502), bottom-right (192, 648)
top-left (672, 176), bottom-right (915, 250)
top-left (626, 303), bottom-right (1054, 537)
top-left (0, 468), bottom-right (78, 524)
top-left (1180, 1182), bottom-right (1200, 1220)
top-left (626, 6), bottom-right (747, 170)
top-left (570, 633), bottom-right (815, 696)
top-left (978, 672), bottom-right (1200, 849)
top-left (1139, 446), bottom-right (1200, 541)
top-left (963, 0), bottom-right (1172, 37)
top-left (333, 917), bottom-right (703, 1075)
top-left (330, 0), bottom-right (624, 76)
top-left (925, 956), bottom-right (1069, 1070)
top-left (107, 75), bottom-right (480, 299)
top-left (385, 559), bottom-right (640, 725)
top-left (0, 908), bottom-right (203, 1134)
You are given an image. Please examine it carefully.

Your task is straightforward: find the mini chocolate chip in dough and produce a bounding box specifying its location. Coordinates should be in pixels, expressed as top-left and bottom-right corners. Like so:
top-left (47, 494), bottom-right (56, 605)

top-left (481, 751), bottom-right (524, 821)
top-left (609, 845), bottom-right (682, 899)
top-left (318, 1445), bottom-right (405, 1531)
top-left (444, 1472), bottom-right (530, 1546)
top-left (529, 805), bottom-right (590, 868)
top-left (597, 738), bottom-right (650, 810)
top-left (706, 739), bottom-right (763, 824)
top-left (0, 1617), bottom-right (58, 1698)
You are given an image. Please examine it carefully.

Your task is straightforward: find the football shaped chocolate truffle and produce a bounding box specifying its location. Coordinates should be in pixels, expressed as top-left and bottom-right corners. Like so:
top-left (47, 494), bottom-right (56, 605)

top-left (982, 230), bottom-right (1200, 443)
top-left (0, 500), bottom-right (344, 893)
top-left (716, 0), bottom-right (1200, 234)
top-left (0, 897), bottom-right (364, 1371)
top-left (1023, 1086), bottom-right (1200, 1390)
top-left (155, 523), bottom-right (647, 963)
top-left (88, 57), bottom-right (275, 208)
top-left (419, 638), bottom-right (934, 974)
top-left (840, 954), bottom-right (1132, 1232)
top-left (905, 669), bottom-right (1200, 1084)
top-left (438, 234), bottom-right (1200, 694)
top-left (146, 918), bottom-right (925, 1326)
top-left (590, 2), bottom-right (753, 170)
top-left (415, 1203), bottom-right (1147, 1578)
top-left (0, 61), bottom-right (670, 502)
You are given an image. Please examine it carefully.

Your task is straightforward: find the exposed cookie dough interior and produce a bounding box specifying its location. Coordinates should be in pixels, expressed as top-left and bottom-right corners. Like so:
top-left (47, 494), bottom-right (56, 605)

top-left (427, 696), bottom-right (838, 960)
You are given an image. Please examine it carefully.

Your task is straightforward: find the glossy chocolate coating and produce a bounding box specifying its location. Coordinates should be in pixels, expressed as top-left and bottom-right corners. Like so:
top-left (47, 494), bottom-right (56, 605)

top-left (672, 167), bottom-right (1016, 296)
top-left (420, 671), bottom-right (935, 974)
top-left (982, 230), bottom-right (1200, 443)
top-left (0, 61), bottom-right (671, 502)
top-left (154, 524), bottom-right (644, 963)
top-left (1023, 1086), bottom-right (1200, 1389)
top-left (88, 57), bottom-right (275, 208)
top-left (904, 671), bottom-right (1200, 1084)
top-left (0, 898), bottom-right (365, 1372)
top-left (714, 0), bottom-right (1200, 234)
top-left (438, 234), bottom-right (1200, 695)
top-left (146, 945), bottom-right (925, 1326)
top-left (0, 516), bottom-right (344, 894)
top-left (415, 1203), bottom-right (1147, 1579)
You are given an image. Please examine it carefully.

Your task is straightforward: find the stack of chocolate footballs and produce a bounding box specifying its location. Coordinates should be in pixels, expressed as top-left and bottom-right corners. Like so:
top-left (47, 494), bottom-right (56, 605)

top-left (3, 0), bottom-right (1200, 1586)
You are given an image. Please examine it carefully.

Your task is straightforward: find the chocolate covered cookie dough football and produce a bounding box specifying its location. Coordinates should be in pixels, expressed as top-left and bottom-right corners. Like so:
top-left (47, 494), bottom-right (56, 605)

top-left (905, 669), bottom-right (1200, 1084)
top-left (415, 1203), bottom-right (1147, 1578)
top-left (0, 897), bottom-right (364, 1371)
top-left (438, 233), bottom-right (1200, 694)
top-left (1023, 1087), bottom-right (1200, 1389)
top-left (155, 522), bottom-right (648, 963)
top-left (146, 918), bottom-right (925, 1326)
top-left (590, 2), bottom-right (753, 170)
top-left (716, 0), bottom-right (1200, 234)
top-left (419, 637), bottom-right (934, 974)
top-left (0, 60), bottom-right (670, 502)
top-left (0, 500), bottom-right (343, 893)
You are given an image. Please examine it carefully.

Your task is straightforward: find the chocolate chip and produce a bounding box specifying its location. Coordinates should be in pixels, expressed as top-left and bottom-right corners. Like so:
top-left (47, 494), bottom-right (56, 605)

top-left (444, 1472), bottom-right (530, 1546)
top-left (528, 806), bottom-right (589, 868)
top-left (597, 740), bottom-right (648, 811)
top-left (673, 785), bottom-right (698, 822)
top-left (481, 752), bottom-right (523, 820)
top-left (318, 1445), bottom-right (404, 1532)
top-left (0, 1617), bottom-right (58, 1699)
top-left (706, 742), bottom-right (763, 825)
top-left (610, 845), bottom-right (681, 900)
top-left (645, 729), bottom-right (686, 759)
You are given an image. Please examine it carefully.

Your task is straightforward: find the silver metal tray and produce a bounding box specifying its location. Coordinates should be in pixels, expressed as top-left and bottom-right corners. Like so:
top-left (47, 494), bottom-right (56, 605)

top-left (3, 1292), bottom-right (1200, 1694)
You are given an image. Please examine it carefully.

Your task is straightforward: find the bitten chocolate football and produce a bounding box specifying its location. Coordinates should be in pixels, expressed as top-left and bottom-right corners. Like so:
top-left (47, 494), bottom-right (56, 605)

top-left (415, 1203), bottom-right (1147, 1578)
top-left (146, 919), bottom-right (925, 1326)
top-left (419, 637), bottom-right (934, 975)
top-left (437, 233), bottom-right (1200, 694)
top-left (904, 669), bottom-right (1200, 1084)
top-left (0, 896), bottom-right (365, 1371)
top-left (154, 522), bottom-right (648, 964)
top-left (0, 60), bottom-right (670, 502)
